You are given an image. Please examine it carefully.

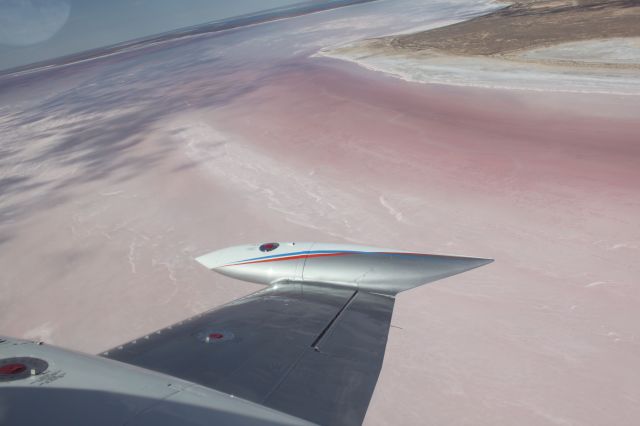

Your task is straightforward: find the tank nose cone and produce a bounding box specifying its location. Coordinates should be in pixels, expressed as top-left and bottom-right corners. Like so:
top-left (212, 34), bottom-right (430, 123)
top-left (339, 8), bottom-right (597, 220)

top-left (195, 245), bottom-right (253, 270)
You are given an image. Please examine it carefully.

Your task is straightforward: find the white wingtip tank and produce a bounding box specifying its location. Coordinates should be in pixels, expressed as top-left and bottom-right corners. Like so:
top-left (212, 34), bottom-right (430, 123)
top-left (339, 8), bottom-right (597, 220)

top-left (196, 242), bottom-right (492, 295)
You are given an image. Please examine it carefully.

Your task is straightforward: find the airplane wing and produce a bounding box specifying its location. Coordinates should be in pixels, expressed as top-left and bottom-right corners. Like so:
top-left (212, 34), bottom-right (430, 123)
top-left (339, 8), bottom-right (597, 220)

top-left (102, 242), bottom-right (492, 426)
top-left (103, 282), bottom-right (393, 426)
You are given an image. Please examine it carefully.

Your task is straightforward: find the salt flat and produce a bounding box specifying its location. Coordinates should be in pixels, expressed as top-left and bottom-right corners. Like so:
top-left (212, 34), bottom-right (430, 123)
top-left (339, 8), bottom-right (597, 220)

top-left (519, 37), bottom-right (640, 66)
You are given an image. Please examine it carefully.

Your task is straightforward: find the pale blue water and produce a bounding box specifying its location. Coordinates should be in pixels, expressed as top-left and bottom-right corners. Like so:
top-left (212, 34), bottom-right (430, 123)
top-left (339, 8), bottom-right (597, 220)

top-left (0, 0), bottom-right (330, 71)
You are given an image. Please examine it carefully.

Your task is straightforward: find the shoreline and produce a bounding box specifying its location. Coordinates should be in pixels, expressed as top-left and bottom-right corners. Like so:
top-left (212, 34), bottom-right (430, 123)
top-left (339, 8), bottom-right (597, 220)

top-left (313, 47), bottom-right (640, 95)
top-left (316, 0), bottom-right (640, 94)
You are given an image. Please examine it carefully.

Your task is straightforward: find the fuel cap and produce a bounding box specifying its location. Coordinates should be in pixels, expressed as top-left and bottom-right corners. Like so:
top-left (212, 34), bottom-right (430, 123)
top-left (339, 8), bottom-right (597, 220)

top-left (259, 242), bottom-right (279, 252)
top-left (195, 329), bottom-right (235, 344)
top-left (0, 357), bottom-right (48, 382)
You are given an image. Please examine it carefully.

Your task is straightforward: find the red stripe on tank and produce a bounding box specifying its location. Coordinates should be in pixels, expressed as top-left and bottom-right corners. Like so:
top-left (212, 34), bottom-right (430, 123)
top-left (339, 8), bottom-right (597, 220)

top-left (224, 251), bottom-right (353, 267)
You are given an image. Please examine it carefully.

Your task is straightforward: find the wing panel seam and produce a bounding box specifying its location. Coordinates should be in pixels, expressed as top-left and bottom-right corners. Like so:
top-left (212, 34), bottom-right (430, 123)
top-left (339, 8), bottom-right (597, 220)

top-left (310, 290), bottom-right (359, 351)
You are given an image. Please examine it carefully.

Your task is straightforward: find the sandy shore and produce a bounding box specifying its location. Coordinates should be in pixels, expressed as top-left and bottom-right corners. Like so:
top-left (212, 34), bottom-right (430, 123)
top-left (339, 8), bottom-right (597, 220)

top-left (390, 0), bottom-right (640, 57)
top-left (318, 0), bottom-right (640, 92)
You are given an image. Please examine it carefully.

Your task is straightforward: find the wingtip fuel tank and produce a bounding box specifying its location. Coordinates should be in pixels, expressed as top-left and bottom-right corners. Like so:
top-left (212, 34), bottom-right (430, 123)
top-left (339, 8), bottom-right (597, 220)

top-left (196, 242), bottom-right (492, 295)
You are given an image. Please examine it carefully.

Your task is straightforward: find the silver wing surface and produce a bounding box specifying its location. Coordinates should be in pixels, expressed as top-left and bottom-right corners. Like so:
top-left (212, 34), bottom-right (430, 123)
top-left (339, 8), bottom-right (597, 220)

top-left (102, 282), bottom-right (394, 426)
